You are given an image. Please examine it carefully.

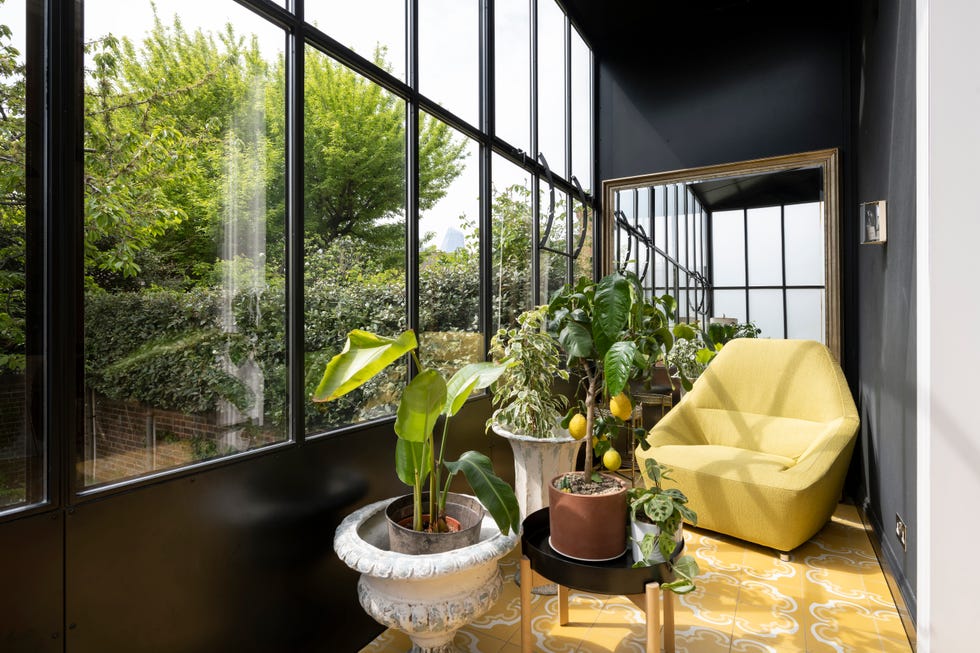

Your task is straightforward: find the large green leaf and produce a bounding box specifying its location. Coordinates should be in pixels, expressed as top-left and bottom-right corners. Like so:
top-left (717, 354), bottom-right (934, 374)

top-left (662, 554), bottom-right (700, 594)
top-left (559, 320), bottom-right (593, 359)
top-left (593, 274), bottom-right (631, 344)
top-left (672, 322), bottom-right (697, 341)
top-left (444, 451), bottom-right (520, 536)
top-left (643, 493), bottom-right (675, 523)
top-left (394, 369), bottom-right (447, 443)
top-left (604, 341), bottom-right (637, 397)
top-left (313, 330), bottom-right (417, 402)
top-left (395, 438), bottom-right (430, 487)
top-left (445, 361), bottom-right (511, 417)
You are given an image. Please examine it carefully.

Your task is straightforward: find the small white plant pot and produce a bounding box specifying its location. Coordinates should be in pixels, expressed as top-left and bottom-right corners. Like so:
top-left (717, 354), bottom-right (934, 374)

top-left (630, 518), bottom-right (684, 564)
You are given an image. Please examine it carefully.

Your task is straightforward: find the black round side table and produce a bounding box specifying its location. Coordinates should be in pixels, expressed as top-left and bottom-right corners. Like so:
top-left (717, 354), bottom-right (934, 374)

top-left (519, 507), bottom-right (679, 653)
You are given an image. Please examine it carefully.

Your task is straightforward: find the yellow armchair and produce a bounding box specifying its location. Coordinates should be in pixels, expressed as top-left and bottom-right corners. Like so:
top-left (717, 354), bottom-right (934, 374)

top-left (637, 338), bottom-right (859, 554)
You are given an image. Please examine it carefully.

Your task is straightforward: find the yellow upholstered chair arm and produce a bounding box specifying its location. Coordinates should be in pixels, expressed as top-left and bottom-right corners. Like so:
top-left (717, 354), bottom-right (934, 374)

top-left (643, 402), bottom-right (706, 447)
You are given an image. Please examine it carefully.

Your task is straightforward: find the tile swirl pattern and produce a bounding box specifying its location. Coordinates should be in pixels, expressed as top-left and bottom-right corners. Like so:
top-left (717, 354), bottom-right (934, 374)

top-left (361, 504), bottom-right (912, 653)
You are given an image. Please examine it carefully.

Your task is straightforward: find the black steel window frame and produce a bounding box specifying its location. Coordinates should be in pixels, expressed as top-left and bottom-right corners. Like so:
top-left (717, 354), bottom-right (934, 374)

top-left (0, 0), bottom-right (597, 517)
top-left (708, 203), bottom-right (826, 337)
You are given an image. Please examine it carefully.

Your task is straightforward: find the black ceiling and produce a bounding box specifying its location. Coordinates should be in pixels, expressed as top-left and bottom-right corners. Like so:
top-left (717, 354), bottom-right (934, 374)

top-left (561, 0), bottom-right (845, 59)
top-left (689, 168), bottom-right (823, 212)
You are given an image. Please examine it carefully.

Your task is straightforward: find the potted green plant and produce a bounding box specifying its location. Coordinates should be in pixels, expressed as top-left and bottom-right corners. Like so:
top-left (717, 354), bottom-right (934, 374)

top-left (486, 306), bottom-right (582, 519)
top-left (545, 271), bottom-right (676, 561)
top-left (628, 458), bottom-right (700, 594)
top-left (670, 320), bottom-right (761, 391)
top-left (314, 329), bottom-right (520, 553)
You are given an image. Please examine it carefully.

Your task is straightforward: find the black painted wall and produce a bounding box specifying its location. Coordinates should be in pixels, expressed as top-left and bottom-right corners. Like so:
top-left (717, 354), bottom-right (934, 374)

top-left (572, 0), bottom-right (917, 622)
top-left (0, 395), bottom-right (510, 652)
top-left (853, 0), bottom-right (917, 620)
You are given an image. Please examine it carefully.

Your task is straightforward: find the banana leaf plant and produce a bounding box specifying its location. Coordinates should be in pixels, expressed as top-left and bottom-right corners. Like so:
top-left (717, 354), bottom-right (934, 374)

top-left (548, 271), bottom-right (676, 480)
top-left (313, 329), bottom-right (521, 536)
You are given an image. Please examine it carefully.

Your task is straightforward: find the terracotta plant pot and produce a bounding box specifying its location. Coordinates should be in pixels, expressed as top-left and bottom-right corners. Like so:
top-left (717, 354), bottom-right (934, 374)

top-left (547, 473), bottom-right (628, 561)
top-left (385, 492), bottom-right (484, 554)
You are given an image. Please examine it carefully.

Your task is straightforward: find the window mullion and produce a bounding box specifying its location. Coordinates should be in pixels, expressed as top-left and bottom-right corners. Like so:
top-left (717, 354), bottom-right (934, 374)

top-left (287, 4), bottom-right (304, 442)
top-left (406, 0), bottom-right (420, 377)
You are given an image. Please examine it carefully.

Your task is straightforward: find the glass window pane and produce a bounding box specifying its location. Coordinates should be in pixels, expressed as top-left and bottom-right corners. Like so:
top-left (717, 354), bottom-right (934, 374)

top-left (304, 47), bottom-right (407, 434)
top-left (0, 0), bottom-right (41, 510)
top-left (748, 289), bottom-right (783, 339)
top-left (494, 0), bottom-right (530, 152)
top-left (570, 26), bottom-right (591, 190)
top-left (747, 206), bottom-right (783, 286)
top-left (572, 197), bottom-right (592, 282)
top-left (419, 115), bottom-right (481, 377)
top-left (711, 209), bottom-right (745, 286)
top-left (307, 1), bottom-right (405, 81)
top-left (419, 0), bottom-right (478, 126)
top-left (82, 2), bottom-right (287, 486)
top-left (784, 201), bottom-right (824, 286)
top-left (786, 289), bottom-right (825, 341)
top-left (539, 187), bottom-right (567, 302)
top-left (712, 290), bottom-right (747, 323)
top-left (492, 154), bottom-right (532, 329)
top-left (537, 0), bottom-right (566, 177)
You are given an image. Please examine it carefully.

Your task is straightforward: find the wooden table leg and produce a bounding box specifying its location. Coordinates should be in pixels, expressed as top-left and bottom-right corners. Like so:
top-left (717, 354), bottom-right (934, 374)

top-left (663, 587), bottom-right (674, 653)
top-left (520, 556), bottom-right (533, 653)
top-left (557, 583), bottom-right (569, 625)
top-left (645, 582), bottom-right (661, 653)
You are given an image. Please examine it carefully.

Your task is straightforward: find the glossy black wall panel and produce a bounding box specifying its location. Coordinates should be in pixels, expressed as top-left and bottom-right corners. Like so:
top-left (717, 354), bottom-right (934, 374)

top-left (63, 394), bottom-right (509, 653)
top-left (854, 0), bottom-right (917, 619)
top-left (0, 511), bottom-right (63, 652)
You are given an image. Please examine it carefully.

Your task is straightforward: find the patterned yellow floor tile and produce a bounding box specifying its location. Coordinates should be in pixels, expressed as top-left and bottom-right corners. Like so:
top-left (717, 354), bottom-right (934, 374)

top-left (361, 505), bottom-right (907, 653)
top-left (454, 627), bottom-right (514, 653)
top-left (358, 627), bottom-right (412, 652)
top-left (879, 635), bottom-right (914, 653)
top-left (677, 571), bottom-right (740, 630)
top-left (805, 625), bottom-right (885, 653)
top-left (870, 606), bottom-right (911, 643)
top-left (496, 642), bottom-right (524, 653)
top-left (673, 625), bottom-right (734, 653)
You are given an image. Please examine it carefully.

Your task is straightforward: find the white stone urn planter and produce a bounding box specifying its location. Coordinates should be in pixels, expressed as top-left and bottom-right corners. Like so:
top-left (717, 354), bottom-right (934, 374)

top-left (334, 496), bottom-right (518, 653)
top-left (491, 423), bottom-right (583, 518)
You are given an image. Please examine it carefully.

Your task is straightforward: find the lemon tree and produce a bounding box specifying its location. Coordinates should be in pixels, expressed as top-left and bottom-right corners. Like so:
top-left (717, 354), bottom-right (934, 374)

top-left (548, 272), bottom-right (676, 481)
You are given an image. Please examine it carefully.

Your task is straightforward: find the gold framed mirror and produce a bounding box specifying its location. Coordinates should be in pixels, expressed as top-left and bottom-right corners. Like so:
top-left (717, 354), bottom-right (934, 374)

top-left (602, 148), bottom-right (840, 360)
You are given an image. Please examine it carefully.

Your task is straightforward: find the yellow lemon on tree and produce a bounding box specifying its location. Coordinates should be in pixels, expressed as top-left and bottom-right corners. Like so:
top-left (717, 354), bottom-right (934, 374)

top-left (609, 392), bottom-right (632, 420)
top-left (568, 413), bottom-right (588, 440)
top-left (603, 448), bottom-right (622, 472)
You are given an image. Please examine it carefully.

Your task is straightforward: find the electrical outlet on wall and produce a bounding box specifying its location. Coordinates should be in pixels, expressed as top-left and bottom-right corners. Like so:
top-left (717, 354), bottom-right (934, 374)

top-left (895, 514), bottom-right (908, 552)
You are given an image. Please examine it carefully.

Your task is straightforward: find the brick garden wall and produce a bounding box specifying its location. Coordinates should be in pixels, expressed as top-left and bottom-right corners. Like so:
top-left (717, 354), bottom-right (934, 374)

top-left (0, 375), bottom-right (27, 500)
top-left (85, 394), bottom-right (269, 485)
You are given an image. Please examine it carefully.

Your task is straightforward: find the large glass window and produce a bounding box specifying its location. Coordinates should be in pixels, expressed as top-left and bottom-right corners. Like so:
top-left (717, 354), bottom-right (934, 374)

top-left (492, 153), bottom-right (533, 330)
top-left (419, 0), bottom-right (478, 126)
top-left (70, 0), bottom-right (594, 465)
top-left (418, 114), bottom-right (480, 377)
top-left (307, 1), bottom-right (406, 81)
top-left (494, 0), bottom-right (530, 152)
top-left (303, 45), bottom-right (407, 433)
top-left (570, 26), bottom-right (592, 191)
top-left (0, 0), bottom-right (40, 510)
top-left (81, 1), bottom-right (287, 487)
top-left (536, 0), bottom-right (566, 177)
